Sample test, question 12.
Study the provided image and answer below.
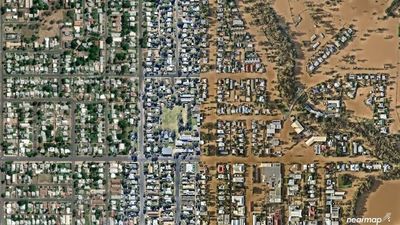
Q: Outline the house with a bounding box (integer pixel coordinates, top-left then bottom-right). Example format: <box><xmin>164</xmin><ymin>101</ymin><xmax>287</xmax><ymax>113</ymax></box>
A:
<box><xmin>305</xmin><ymin>136</ymin><xmax>327</xmax><ymax>146</ymax></box>
<box><xmin>161</xmin><ymin>147</ymin><xmax>173</xmax><ymax>156</ymax></box>
<box><xmin>291</xmin><ymin>120</ymin><xmax>305</xmax><ymax>134</ymax></box>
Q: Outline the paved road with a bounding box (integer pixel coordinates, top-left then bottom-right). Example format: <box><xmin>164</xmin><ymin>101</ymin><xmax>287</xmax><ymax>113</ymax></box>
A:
<box><xmin>0</xmin><ymin>0</ymin><xmax>5</xmax><ymax>222</ymax></box>
<box><xmin>1</xmin><ymin>155</ymin><xmax>195</xmax><ymax>162</ymax></box>
<box><xmin>0</xmin><ymin>154</ymin><xmax>198</xmax><ymax>163</ymax></box>
<box><xmin>137</xmin><ymin>0</ymin><xmax>146</xmax><ymax>223</ymax></box>
<box><xmin>174</xmin><ymin>157</ymin><xmax>182</xmax><ymax>225</ymax></box>
<box><xmin>2</xmin><ymin>198</ymin><xmax>74</xmax><ymax>202</ymax></box>
<box><xmin>2</xmin><ymin>98</ymin><xmax>104</xmax><ymax>103</ymax></box>
<box><xmin>174</xmin><ymin>0</ymin><xmax>180</xmax><ymax>77</ymax></box>
<box><xmin>2</xmin><ymin>74</ymin><xmax>139</xmax><ymax>78</ymax></box>
<box><xmin>0</xmin><ymin>156</ymin><xmax>131</xmax><ymax>162</ymax></box>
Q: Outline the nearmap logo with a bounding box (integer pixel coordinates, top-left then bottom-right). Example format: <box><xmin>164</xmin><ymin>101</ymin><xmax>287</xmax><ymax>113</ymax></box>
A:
<box><xmin>346</xmin><ymin>213</ymin><xmax>391</xmax><ymax>225</ymax></box>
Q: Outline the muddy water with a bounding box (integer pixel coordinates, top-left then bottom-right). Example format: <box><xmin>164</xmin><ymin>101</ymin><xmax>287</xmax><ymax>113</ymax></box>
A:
<box><xmin>360</xmin><ymin>180</ymin><xmax>400</xmax><ymax>225</ymax></box>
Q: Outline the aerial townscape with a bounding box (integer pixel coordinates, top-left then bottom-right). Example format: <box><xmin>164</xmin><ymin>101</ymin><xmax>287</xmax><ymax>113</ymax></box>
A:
<box><xmin>0</xmin><ymin>0</ymin><xmax>399</xmax><ymax>224</ymax></box>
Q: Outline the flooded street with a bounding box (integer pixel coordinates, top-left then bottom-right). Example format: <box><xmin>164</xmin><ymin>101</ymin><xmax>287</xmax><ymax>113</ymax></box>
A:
<box><xmin>361</xmin><ymin>180</ymin><xmax>400</xmax><ymax>225</ymax></box>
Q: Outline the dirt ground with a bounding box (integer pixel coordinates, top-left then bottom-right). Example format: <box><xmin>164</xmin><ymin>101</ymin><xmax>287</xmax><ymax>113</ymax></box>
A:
<box><xmin>38</xmin><ymin>10</ymin><xmax>64</xmax><ymax>42</ymax></box>
<box><xmin>200</xmin><ymin>0</ymin><xmax>399</xmax><ymax>224</ymax></box>
<box><xmin>362</xmin><ymin>179</ymin><xmax>400</xmax><ymax>225</ymax></box>
<box><xmin>272</xmin><ymin>0</ymin><xmax>399</xmax><ymax>128</ymax></box>
<box><xmin>200</xmin><ymin>0</ymin><xmax>287</xmax><ymax>223</ymax></box>
<box><xmin>345</xmin><ymin>86</ymin><xmax>374</xmax><ymax>119</ymax></box>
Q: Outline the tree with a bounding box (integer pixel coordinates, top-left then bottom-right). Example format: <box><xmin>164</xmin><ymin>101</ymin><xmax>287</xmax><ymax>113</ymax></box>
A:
<box><xmin>1</xmin><ymin>7</ymin><xmax>6</xmax><ymax>15</ymax></box>
<box><xmin>120</xmin><ymin>65</ymin><xmax>129</xmax><ymax>74</ymax></box>
<box><xmin>88</xmin><ymin>45</ymin><xmax>100</xmax><ymax>61</ymax></box>
<box><xmin>28</xmin><ymin>185</ymin><xmax>37</xmax><ymax>192</ymax></box>
<box><xmin>338</xmin><ymin>174</ymin><xmax>353</xmax><ymax>188</ymax></box>
<box><xmin>70</xmin><ymin>39</ymin><xmax>79</xmax><ymax>49</ymax></box>
<box><xmin>66</xmin><ymin>10</ymin><xmax>75</xmax><ymax>21</ymax></box>
<box><xmin>118</xmin><ymin>119</ymin><xmax>128</xmax><ymax>130</ymax></box>
<box><xmin>115</xmin><ymin>52</ymin><xmax>126</xmax><ymax>61</ymax></box>
<box><xmin>106</xmin><ymin>36</ymin><xmax>113</xmax><ymax>45</ymax></box>
<box><xmin>55</xmin><ymin>136</ymin><xmax>64</xmax><ymax>144</ymax></box>
<box><xmin>121</xmin><ymin>41</ymin><xmax>130</xmax><ymax>51</ymax></box>
<box><xmin>75</xmin><ymin>57</ymin><xmax>86</xmax><ymax>66</ymax></box>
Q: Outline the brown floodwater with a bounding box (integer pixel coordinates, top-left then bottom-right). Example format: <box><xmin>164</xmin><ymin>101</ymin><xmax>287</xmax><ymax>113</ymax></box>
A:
<box><xmin>360</xmin><ymin>180</ymin><xmax>400</xmax><ymax>225</ymax></box>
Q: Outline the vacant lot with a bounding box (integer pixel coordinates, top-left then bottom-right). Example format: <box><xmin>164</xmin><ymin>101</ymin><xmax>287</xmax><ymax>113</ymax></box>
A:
<box><xmin>345</xmin><ymin>86</ymin><xmax>374</xmax><ymax>119</ymax></box>
<box><xmin>38</xmin><ymin>10</ymin><xmax>64</xmax><ymax>42</ymax></box>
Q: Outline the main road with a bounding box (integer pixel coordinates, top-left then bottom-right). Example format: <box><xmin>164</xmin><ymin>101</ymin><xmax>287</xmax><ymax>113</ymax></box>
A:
<box><xmin>0</xmin><ymin>0</ymin><xmax>5</xmax><ymax>222</ymax></box>
<box><xmin>136</xmin><ymin>0</ymin><xmax>146</xmax><ymax>223</ymax></box>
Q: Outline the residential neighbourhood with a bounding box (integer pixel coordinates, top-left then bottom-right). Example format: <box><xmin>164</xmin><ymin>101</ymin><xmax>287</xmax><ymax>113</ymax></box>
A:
<box><xmin>0</xmin><ymin>0</ymin><xmax>400</xmax><ymax>224</ymax></box>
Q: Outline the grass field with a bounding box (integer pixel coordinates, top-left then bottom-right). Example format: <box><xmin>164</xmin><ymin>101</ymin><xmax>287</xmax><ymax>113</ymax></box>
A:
<box><xmin>161</xmin><ymin>106</ymin><xmax>186</xmax><ymax>132</ymax></box>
